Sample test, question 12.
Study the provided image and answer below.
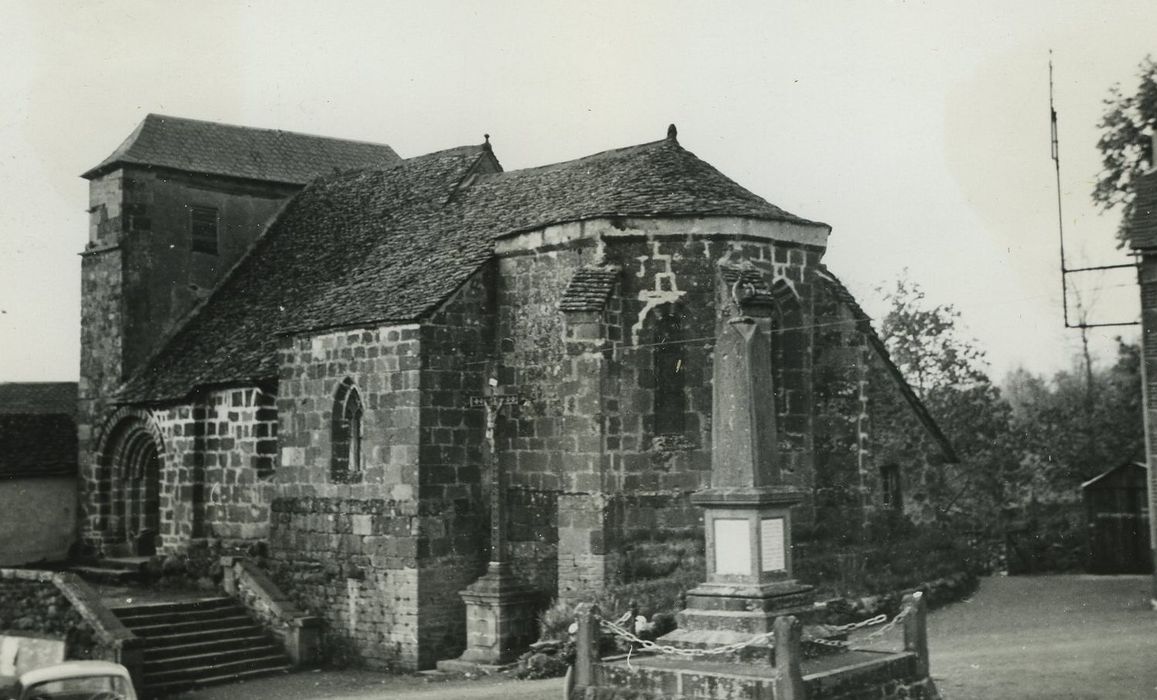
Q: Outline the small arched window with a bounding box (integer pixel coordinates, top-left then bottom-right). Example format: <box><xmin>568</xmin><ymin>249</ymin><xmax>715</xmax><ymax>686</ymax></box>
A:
<box><xmin>332</xmin><ymin>378</ymin><xmax>364</xmax><ymax>481</ymax></box>
<box><xmin>880</xmin><ymin>464</ymin><xmax>902</xmax><ymax>511</ymax></box>
<box><xmin>653</xmin><ymin>308</ymin><xmax>685</xmax><ymax>435</ymax></box>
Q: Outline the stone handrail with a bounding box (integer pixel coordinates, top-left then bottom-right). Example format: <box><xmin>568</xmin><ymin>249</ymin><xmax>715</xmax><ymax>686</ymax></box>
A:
<box><xmin>221</xmin><ymin>557</ymin><xmax>319</xmax><ymax>667</ymax></box>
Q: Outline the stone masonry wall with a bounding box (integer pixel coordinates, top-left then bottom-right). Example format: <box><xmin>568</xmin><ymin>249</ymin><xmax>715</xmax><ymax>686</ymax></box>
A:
<box><xmin>83</xmin><ymin>387</ymin><xmax>279</xmax><ymax>554</ymax></box>
<box><xmin>115</xmin><ymin>167</ymin><xmax>295</xmax><ymax>376</ymax></box>
<box><xmin>153</xmin><ymin>387</ymin><xmax>279</xmax><ymax>550</ymax></box>
<box><xmin>811</xmin><ymin>281</ymin><xmax>950</xmax><ymax>536</ymax></box>
<box><xmin>496</xmin><ymin>242</ymin><xmax>588</xmax><ymax>596</ymax></box>
<box><xmin>811</xmin><ymin>284</ymin><xmax>872</xmax><ymax>540</ymax></box>
<box><xmin>268</xmin><ymin>497</ymin><xmax>420</xmax><ymax>669</ymax></box>
<box><xmin>270</xmin><ymin>324</ymin><xmax>424</xmax><ymax>669</ymax></box>
<box><xmin>494</xmin><ymin>218</ymin><xmax>822</xmax><ymax>602</ymax></box>
<box><xmin>415</xmin><ymin>266</ymin><xmax>493</xmax><ymax>666</ymax></box>
<box><xmin>80</xmin><ymin>164</ymin><xmax>296</xmax><ymax>550</ymax></box>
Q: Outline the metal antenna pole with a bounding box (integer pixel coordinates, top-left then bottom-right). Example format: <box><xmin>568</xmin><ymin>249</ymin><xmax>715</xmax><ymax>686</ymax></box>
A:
<box><xmin>1051</xmin><ymin>50</ymin><xmax>1073</xmax><ymax>328</ymax></box>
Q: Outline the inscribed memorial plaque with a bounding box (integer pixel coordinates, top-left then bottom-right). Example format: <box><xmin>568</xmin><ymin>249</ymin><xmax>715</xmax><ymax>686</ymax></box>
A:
<box><xmin>713</xmin><ymin>519</ymin><xmax>750</xmax><ymax>575</ymax></box>
<box><xmin>760</xmin><ymin>517</ymin><xmax>786</xmax><ymax>571</ymax></box>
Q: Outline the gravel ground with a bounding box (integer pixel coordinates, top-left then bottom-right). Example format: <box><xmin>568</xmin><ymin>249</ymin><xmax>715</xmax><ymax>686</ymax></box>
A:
<box><xmin>169</xmin><ymin>668</ymin><xmax>563</xmax><ymax>700</ymax></box>
<box><xmin>924</xmin><ymin>574</ymin><xmax>1157</xmax><ymax>700</ymax></box>
<box><xmin>169</xmin><ymin>575</ymin><xmax>1157</xmax><ymax>700</ymax></box>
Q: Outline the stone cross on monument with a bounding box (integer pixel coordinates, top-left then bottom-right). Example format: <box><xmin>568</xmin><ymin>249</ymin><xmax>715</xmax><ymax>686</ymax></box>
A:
<box><xmin>660</xmin><ymin>281</ymin><xmax>815</xmax><ymax>652</ymax></box>
<box><xmin>439</xmin><ymin>379</ymin><xmax>538</xmax><ymax>671</ymax></box>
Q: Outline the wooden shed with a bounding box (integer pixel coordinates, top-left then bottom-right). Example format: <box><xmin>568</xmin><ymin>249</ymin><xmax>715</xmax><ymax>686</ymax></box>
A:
<box><xmin>1081</xmin><ymin>462</ymin><xmax>1152</xmax><ymax>574</ymax></box>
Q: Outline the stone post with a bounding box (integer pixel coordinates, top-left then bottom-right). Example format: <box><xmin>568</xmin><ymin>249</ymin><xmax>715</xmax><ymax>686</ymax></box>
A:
<box><xmin>773</xmin><ymin>615</ymin><xmax>804</xmax><ymax>700</ymax></box>
<box><xmin>115</xmin><ymin>639</ymin><xmax>144</xmax><ymax>693</ymax></box>
<box><xmin>573</xmin><ymin>602</ymin><xmax>600</xmax><ymax>689</ymax></box>
<box><xmin>903</xmin><ymin>591</ymin><xmax>929</xmax><ymax>678</ymax></box>
<box><xmin>285</xmin><ymin>616</ymin><xmax>322</xmax><ymax>668</ymax></box>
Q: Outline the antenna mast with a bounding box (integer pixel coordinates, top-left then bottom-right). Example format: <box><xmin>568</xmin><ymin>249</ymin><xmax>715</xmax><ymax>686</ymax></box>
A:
<box><xmin>1050</xmin><ymin>51</ymin><xmax>1139</xmax><ymax>329</ymax></box>
<box><xmin>1050</xmin><ymin>51</ymin><xmax>1073</xmax><ymax>327</ymax></box>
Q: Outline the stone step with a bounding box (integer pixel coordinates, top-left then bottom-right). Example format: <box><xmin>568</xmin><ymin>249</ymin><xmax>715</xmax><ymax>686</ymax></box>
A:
<box><xmin>99</xmin><ymin>556</ymin><xmax>153</xmax><ymax>572</ymax></box>
<box><xmin>143</xmin><ymin>634</ymin><xmax>271</xmax><ymax>661</ymax></box>
<box><xmin>143</xmin><ymin>653</ymin><xmax>291</xmax><ymax>687</ymax></box>
<box><xmin>111</xmin><ymin>597</ymin><xmax>234</xmax><ymax>619</ymax></box>
<box><xmin>124</xmin><ymin>610</ymin><xmax>255</xmax><ymax>634</ymax></box>
<box><xmin>143</xmin><ymin>643</ymin><xmax>284</xmax><ymax>674</ymax></box>
<box><xmin>114</xmin><ymin>601</ymin><xmax>243</xmax><ymax>627</ymax></box>
<box><xmin>70</xmin><ymin>565</ymin><xmax>142</xmax><ymax>585</ymax></box>
<box><xmin>110</xmin><ymin>594</ymin><xmax>294</xmax><ymax>696</ymax></box>
<box><xmin>144</xmin><ymin>661</ymin><xmax>291</xmax><ymax>694</ymax></box>
<box><xmin>143</xmin><ymin>661</ymin><xmax>293</xmax><ymax>694</ymax></box>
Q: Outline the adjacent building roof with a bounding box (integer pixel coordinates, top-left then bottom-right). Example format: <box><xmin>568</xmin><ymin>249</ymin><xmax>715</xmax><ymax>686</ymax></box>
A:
<box><xmin>1125</xmin><ymin>170</ymin><xmax>1157</xmax><ymax>249</ymax></box>
<box><xmin>82</xmin><ymin>114</ymin><xmax>401</xmax><ymax>184</ymax></box>
<box><xmin>1081</xmin><ymin>461</ymin><xmax>1147</xmax><ymax>490</ymax></box>
<box><xmin>0</xmin><ymin>383</ymin><xmax>78</xmax><ymax>479</ymax></box>
<box><xmin>120</xmin><ymin>133</ymin><xmax>825</xmax><ymax>403</ymax></box>
<box><xmin>815</xmin><ymin>267</ymin><xmax>959</xmax><ymax>463</ymax></box>
<box><xmin>0</xmin><ymin>382</ymin><xmax>77</xmax><ymax>417</ymax></box>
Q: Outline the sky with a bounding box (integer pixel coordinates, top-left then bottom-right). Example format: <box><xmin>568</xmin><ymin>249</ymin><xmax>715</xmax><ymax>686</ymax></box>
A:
<box><xmin>0</xmin><ymin>0</ymin><xmax>1152</xmax><ymax>384</ymax></box>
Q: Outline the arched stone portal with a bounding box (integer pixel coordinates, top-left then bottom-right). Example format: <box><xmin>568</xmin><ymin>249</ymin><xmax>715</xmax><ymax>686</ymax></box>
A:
<box><xmin>97</xmin><ymin>416</ymin><xmax>164</xmax><ymax>556</ymax></box>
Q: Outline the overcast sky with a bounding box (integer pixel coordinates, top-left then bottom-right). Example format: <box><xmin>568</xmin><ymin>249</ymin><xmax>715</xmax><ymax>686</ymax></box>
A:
<box><xmin>0</xmin><ymin>0</ymin><xmax>1152</xmax><ymax>383</ymax></box>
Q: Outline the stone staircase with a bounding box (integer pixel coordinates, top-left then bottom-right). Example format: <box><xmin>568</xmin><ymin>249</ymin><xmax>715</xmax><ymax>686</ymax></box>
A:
<box><xmin>109</xmin><ymin>596</ymin><xmax>292</xmax><ymax>696</ymax></box>
<box><xmin>71</xmin><ymin>556</ymin><xmax>152</xmax><ymax>585</ymax></box>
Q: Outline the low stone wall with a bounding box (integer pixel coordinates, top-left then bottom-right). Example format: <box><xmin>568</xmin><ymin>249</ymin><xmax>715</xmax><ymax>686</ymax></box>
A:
<box><xmin>0</xmin><ymin>569</ymin><xmax>141</xmax><ymax>685</ymax></box>
<box><xmin>0</xmin><ymin>571</ymin><xmax>96</xmax><ymax>659</ymax></box>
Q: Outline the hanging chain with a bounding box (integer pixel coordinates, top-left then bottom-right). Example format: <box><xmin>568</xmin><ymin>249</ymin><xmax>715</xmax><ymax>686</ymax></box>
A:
<box><xmin>594</xmin><ymin>603</ymin><xmax>910</xmax><ymax>657</ymax></box>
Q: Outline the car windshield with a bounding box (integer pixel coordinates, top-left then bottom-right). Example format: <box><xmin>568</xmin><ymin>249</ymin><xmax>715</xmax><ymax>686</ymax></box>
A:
<box><xmin>23</xmin><ymin>675</ymin><xmax>133</xmax><ymax>700</ymax></box>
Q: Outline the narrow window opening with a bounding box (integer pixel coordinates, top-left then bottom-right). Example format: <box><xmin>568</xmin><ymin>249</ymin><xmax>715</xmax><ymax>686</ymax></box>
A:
<box><xmin>880</xmin><ymin>464</ymin><xmax>902</xmax><ymax>511</ymax></box>
<box><xmin>190</xmin><ymin>205</ymin><xmax>219</xmax><ymax>255</ymax></box>
<box><xmin>332</xmin><ymin>379</ymin><xmax>364</xmax><ymax>482</ymax></box>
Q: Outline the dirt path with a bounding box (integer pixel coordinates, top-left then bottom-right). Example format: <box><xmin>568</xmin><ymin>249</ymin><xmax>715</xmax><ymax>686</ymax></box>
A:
<box><xmin>171</xmin><ymin>669</ymin><xmax>563</xmax><ymax>700</ymax></box>
<box><xmin>925</xmin><ymin>575</ymin><xmax>1157</xmax><ymax>700</ymax></box>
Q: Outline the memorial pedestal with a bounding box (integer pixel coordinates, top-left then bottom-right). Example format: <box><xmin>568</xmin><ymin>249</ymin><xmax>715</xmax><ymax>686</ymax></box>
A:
<box><xmin>437</xmin><ymin>564</ymin><xmax>539</xmax><ymax>672</ymax></box>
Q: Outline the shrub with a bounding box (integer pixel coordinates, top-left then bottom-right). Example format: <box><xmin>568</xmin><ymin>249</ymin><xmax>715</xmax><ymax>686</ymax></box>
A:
<box><xmin>796</xmin><ymin>513</ymin><xmax>982</xmax><ymax>598</ymax></box>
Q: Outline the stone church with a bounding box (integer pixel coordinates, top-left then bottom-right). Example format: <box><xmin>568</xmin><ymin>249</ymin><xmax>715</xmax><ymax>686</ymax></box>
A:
<box><xmin>77</xmin><ymin>115</ymin><xmax>955</xmax><ymax>669</ymax></box>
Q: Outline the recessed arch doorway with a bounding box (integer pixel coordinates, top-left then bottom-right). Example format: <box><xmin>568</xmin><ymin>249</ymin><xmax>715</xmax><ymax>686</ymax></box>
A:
<box><xmin>98</xmin><ymin>416</ymin><xmax>164</xmax><ymax>556</ymax></box>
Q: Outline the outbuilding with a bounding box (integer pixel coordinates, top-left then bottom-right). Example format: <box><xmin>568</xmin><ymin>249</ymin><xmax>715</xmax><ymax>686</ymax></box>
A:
<box><xmin>1082</xmin><ymin>462</ymin><xmax>1152</xmax><ymax>574</ymax></box>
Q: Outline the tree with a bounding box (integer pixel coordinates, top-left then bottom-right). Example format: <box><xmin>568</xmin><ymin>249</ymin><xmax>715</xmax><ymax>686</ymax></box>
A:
<box><xmin>875</xmin><ymin>276</ymin><xmax>1020</xmax><ymax>532</ymax></box>
<box><xmin>1000</xmin><ymin>340</ymin><xmax>1143</xmax><ymax>572</ymax></box>
<box><xmin>1005</xmin><ymin>339</ymin><xmax>1144</xmax><ymax>487</ymax></box>
<box><xmin>1094</xmin><ymin>56</ymin><xmax>1157</xmax><ymax>244</ymax></box>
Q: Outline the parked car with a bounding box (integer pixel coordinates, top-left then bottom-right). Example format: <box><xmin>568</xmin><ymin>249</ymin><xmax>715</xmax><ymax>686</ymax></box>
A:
<box><xmin>0</xmin><ymin>660</ymin><xmax>136</xmax><ymax>700</ymax></box>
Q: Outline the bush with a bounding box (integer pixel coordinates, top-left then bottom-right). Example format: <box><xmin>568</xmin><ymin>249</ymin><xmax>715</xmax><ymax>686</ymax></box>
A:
<box><xmin>796</xmin><ymin>513</ymin><xmax>982</xmax><ymax>599</ymax></box>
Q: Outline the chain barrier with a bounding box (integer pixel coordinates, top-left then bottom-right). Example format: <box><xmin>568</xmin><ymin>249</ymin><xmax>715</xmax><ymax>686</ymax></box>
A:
<box><xmin>593</xmin><ymin>602</ymin><xmax>911</xmax><ymax>658</ymax></box>
<box><xmin>804</xmin><ymin>604</ymin><xmax>913</xmax><ymax>651</ymax></box>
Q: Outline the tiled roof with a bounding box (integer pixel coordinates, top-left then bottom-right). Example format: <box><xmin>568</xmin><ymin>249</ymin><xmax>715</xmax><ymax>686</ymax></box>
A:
<box><xmin>815</xmin><ymin>267</ymin><xmax>958</xmax><ymax>463</ymax></box>
<box><xmin>119</xmin><ymin>135</ymin><xmax>826</xmax><ymax>403</ymax></box>
<box><xmin>0</xmin><ymin>382</ymin><xmax>77</xmax><ymax>417</ymax></box>
<box><xmin>1126</xmin><ymin>170</ymin><xmax>1157</xmax><ymax>249</ymax></box>
<box><xmin>560</xmin><ymin>266</ymin><xmax>621</xmax><ymax>312</ymax></box>
<box><xmin>0</xmin><ymin>383</ymin><xmax>78</xmax><ymax>478</ymax></box>
<box><xmin>0</xmin><ymin>414</ymin><xmax>77</xmax><ymax>479</ymax></box>
<box><xmin>83</xmin><ymin>114</ymin><xmax>401</xmax><ymax>184</ymax></box>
